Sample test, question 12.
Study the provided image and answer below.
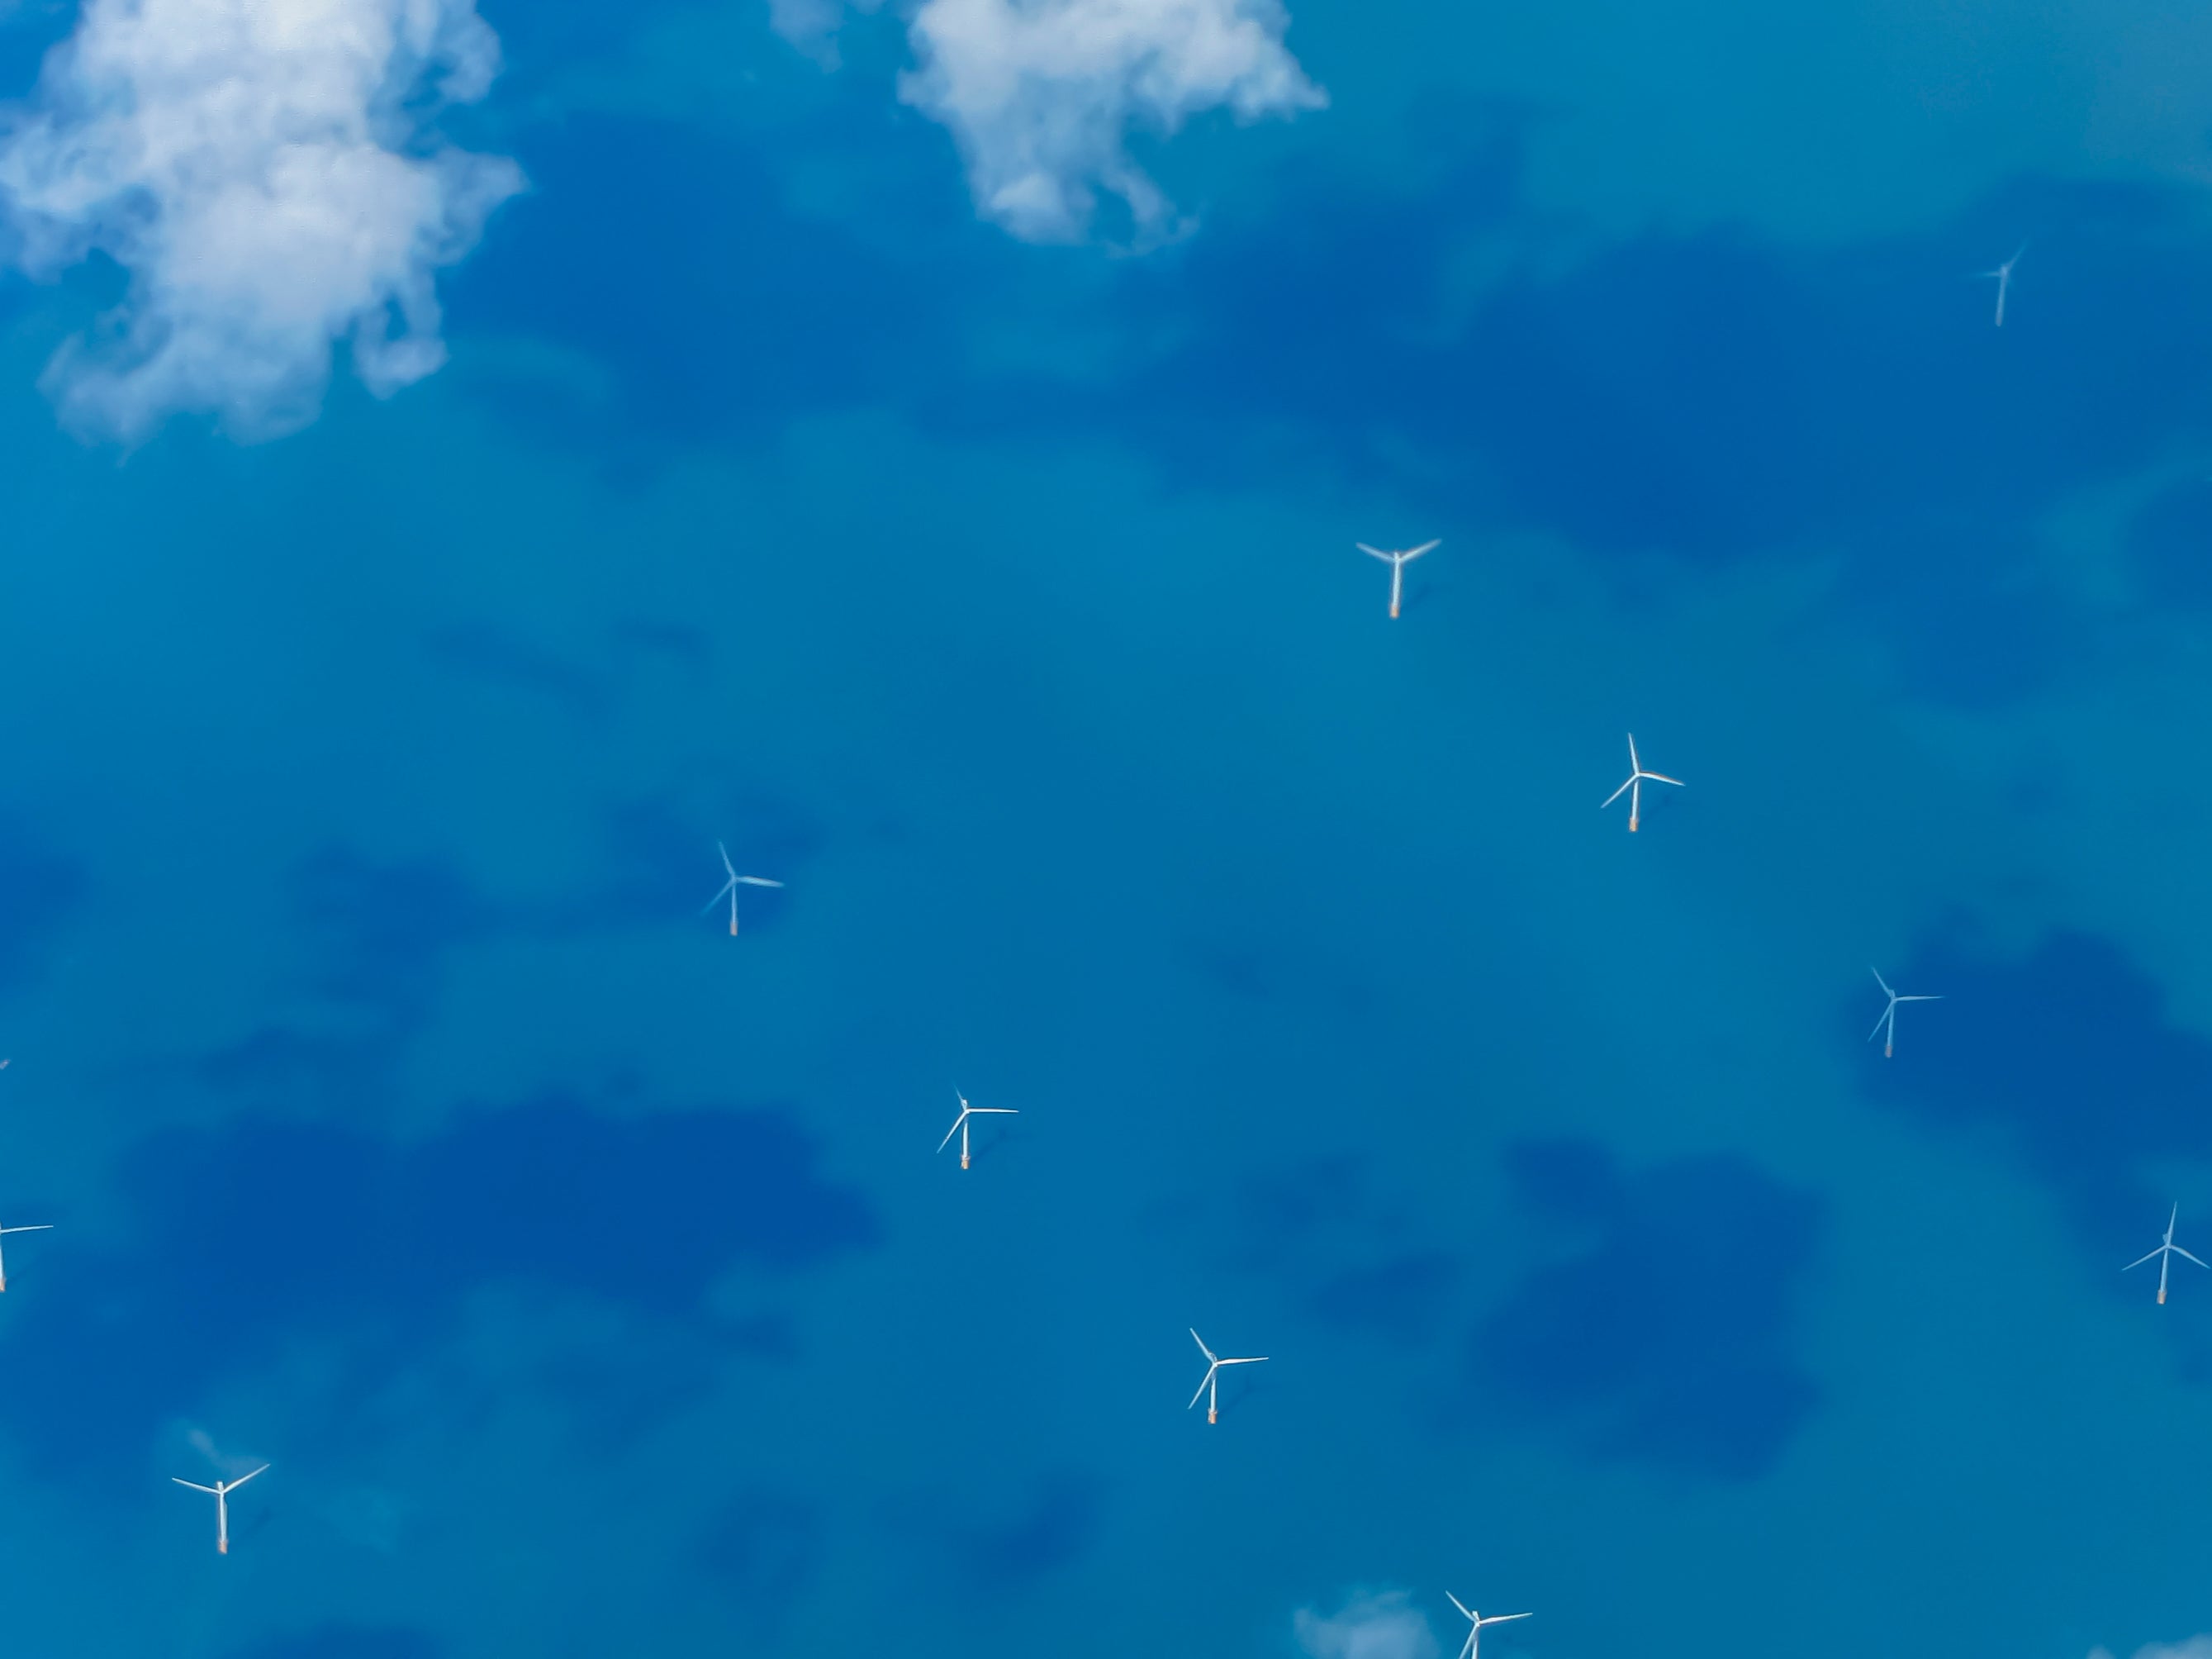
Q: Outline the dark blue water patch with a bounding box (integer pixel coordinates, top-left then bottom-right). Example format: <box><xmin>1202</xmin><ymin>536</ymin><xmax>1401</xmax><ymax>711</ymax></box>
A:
<box><xmin>1214</xmin><ymin>1154</ymin><xmax>1394</xmax><ymax>1276</ymax></box>
<box><xmin>222</xmin><ymin>1628</ymin><xmax>444</xmax><ymax>1659</ymax></box>
<box><xmin>1499</xmin><ymin>1136</ymin><xmax>1625</xmax><ymax>1215</ymax></box>
<box><xmin>210</xmin><ymin>847</ymin><xmax>501</xmax><ymax>1110</ymax></box>
<box><xmin>1307</xmin><ymin>1249</ymin><xmax>1461</xmax><ymax>1343</ymax></box>
<box><xmin>0</xmin><ymin>810</ymin><xmax>84</xmax><ymax>992</ymax></box>
<box><xmin>1175</xmin><ymin>929</ymin><xmax>1376</xmax><ymax>1015</ymax></box>
<box><xmin>534</xmin><ymin>1314</ymin><xmax>774</xmax><ymax>1452</ymax></box>
<box><xmin>1061</xmin><ymin>165</ymin><xmax>2212</xmax><ymax>568</ymax></box>
<box><xmin>695</xmin><ymin>1486</ymin><xmax>824</xmax><ymax>1639</ymax></box>
<box><xmin>194</xmin><ymin>1026</ymin><xmax>392</xmax><ymax>1121</ymax></box>
<box><xmin>952</xmin><ymin>1471</ymin><xmax>1108</xmax><ymax>1589</ymax></box>
<box><xmin>1863</xmin><ymin>929</ymin><xmax>2212</xmax><ymax>1256</ymax></box>
<box><xmin>607</xmin><ymin>615</ymin><xmax>714</xmax><ymax>673</ymax></box>
<box><xmin>1180</xmin><ymin>937</ymin><xmax>1282</xmax><ymax>1003</ymax></box>
<box><xmin>422</xmin><ymin>619</ymin><xmax>611</xmax><ymax>720</ymax></box>
<box><xmin>1192</xmin><ymin>1156</ymin><xmax>1463</xmax><ymax>1348</ymax></box>
<box><xmin>444</xmin><ymin>109</ymin><xmax>977</xmax><ymax>463</ymax></box>
<box><xmin>2124</xmin><ymin>478</ymin><xmax>2212</xmax><ymax>610</ymax></box>
<box><xmin>1862</xmin><ymin>513</ymin><xmax>2083</xmax><ymax>709</ymax></box>
<box><xmin>0</xmin><ymin>1094</ymin><xmax>881</xmax><ymax>1485</ymax></box>
<box><xmin>290</xmin><ymin>845</ymin><xmax>499</xmax><ymax>1023</ymax></box>
<box><xmin>1469</xmin><ymin>1138</ymin><xmax>1823</xmax><ymax>1481</ymax></box>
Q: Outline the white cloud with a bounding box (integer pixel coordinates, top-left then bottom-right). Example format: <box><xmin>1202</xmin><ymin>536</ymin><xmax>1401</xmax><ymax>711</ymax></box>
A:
<box><xmin>776</xmin><ymin>0</ymin><xmax>1322</xmax><ymax>244</ymax></box>
<box><xmin>1295</xmin><ymin>1590</ymin><xmax>1442</xmax><ymax>1659</ymax></box>
<box><xmin>2091</xmin><ymin>1641</ymin><xmax>2212</xmax><ymax>1659</ymax></box>
<box><xmin>0</xmin><ymin>0</ymin><xmax>524</xmax><ymax>442</ymax></box>
<box><xmin>901</xmin><ymin>0</ymin><xmax>1324</xmax><ymax>242</ymax></box>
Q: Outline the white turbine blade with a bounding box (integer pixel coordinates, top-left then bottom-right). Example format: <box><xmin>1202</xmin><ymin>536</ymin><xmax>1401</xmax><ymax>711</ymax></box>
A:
<box><xmin>1189</xmin><ymin>1328</ymin><xmax>1217</xmax><ymax>1362</ymax></box>
<box><xmin>1894</xmin><ymin>994</ymin><xmax>1941</xmax><ymax>1002</ymax></box>
<box><xmin>1641</xmin><ymin>771</ymin><xmax>1684</xmax><ymax>787</ymax></box>
<box><xmin>1870</xmin><ymin>967</ymin><xmax>1894</xmax><ymax>997</ymax></box>
<box><xmin>716</xmin><ymin>841</ymin><xmax>737</xmax><ymax>880</ymax></box>
<box><xmin>1402</xmin><ymin>540</ymin><xmax>1441</xmax><ymax>560</ymax></box>
<box><xmin>1218</xmin><ymin>1355</ymin><xmax>1267</xmax><ymax>1365</ymax></box>
<box><xmin>970</xmin><ymin>1107</ymin><xmax>1018</xmax><ymax>1115</ymax></box>
<box><xmin>2124</xmin><ymin>1248</ymin><xmax>2162</xmax><ymax>1272</ymax></box>
<box><xmin>1355</xmin><ymin>544</ymin><xmax>1395</xmax><ymax>563</ymax></box>
<box><xmin>699</xmin><ymin>879</ymin><xmax>737</xmax><ymax>915</ymax></box>
<box><xmin>1601</xmin><ymin>777</ymin><xmax>1634</xmax><ymax>810</ymax></box>
<box><xmin>2176</xmin><ymin>1248</ymin><xmax>2211</xmax><ymax>1270</ymax></box>
<box><xmin>1446</xmin><ymin>1593</ymin><xmax>1474</xmax><ymax>1622</ymax></box>
<box><xmin>1481</xmin><ymin>1614</ymin><xmax>1533</xmax><ymax>1626</ymax></box>
<box><xmin>1868</xmin><ymin>1010</ymin><xmax>1891</xmax><ymax>1043</ymax></box>
<box><xmin>0</xmin><ymin>1224</ymin><xmax>52</xmax><ymax>1234</ymax></box>
<box><xmin>1189</xmin><ymin>1367</ymin><xmax>1218</xmax><ymax>1409</ymax></box>
<box><xmin>226</xmin><ymin>1465</ymin><xmax>270</xmax><ymax>1490</ymax></box>
<box><xmin>172</xmin><ymin>1479</ymin><xmax>218</xmax><ymax>1493</ymax></box>
<box><xmin>735</xmin><ymin>876</ymin><xmax>783</xmax><ymax>888</ymax></box>
<box><xmin>937</xmin><ymin>1114</ymin><xmax>967</xmax><ymax>1153</ymax></box>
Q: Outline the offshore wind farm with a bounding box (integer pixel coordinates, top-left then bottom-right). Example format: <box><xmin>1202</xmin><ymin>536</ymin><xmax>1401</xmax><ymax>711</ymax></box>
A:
<box><xmin>0</xmin><ymin>2</ymin><xmax>2199</xmax><ymax>1658</ymax></box>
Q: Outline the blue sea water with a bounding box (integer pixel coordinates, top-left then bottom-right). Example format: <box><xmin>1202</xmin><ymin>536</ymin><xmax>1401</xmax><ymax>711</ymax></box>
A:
<box><xmin>0</xmin><ymin>2</ymin><xmax>2210</xmax><ymax>1657</ymax></box>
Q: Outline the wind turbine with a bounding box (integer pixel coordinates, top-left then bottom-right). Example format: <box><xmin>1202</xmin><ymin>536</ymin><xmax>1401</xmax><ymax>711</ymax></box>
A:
<box><xmin>1600</xmin><ymin>733</ymin><xmax>1683</xmax><ymax>832</ymax></box>
<box><xmin>1355</xmin><ymin>540</ymin><xmax>1440</xmax><ymax>620</ymax></box>
<box><xmin>701</xmin><ymin>841</ymin><xmax>783</xmax><ymax>936</ymax></box>
<box><xmin>1187</xmin><ymin>1328</ymin><xmax>1266</xmax><ymax>1424</ymax></box>
<box><xmin>2126</xmin><ymin>1204</ymin><xmax>2208</xmax><ymax>1305</ymax></box>
<box><xmin>1977</xmin><ymin>242</ymin><xmax>2026</xmax><ymax>326</ymax></box>
<box><xmin>171</xmin><ymin>1463</ymin><xmax>268</xmax><ymax>1555</ymax></box>
<box><xmin>1445</xmin><ymin>1595</ymin><xmax>1531</xmax><ymax>1659</ymax></box>
<box><xmin>937</xmin><ymin>1090</ymin><xmax>1017</xmax><ymax>1171</ymax></box>
<box><xmin>0</xmin><ymin>1218</ymin><xmax>52</xmax><ymax>1292</ymax></box>
<box><xmin>1868</xmin><ymin>967</ymin><xmax>1941</xmax><ymax>1058</ymax></box>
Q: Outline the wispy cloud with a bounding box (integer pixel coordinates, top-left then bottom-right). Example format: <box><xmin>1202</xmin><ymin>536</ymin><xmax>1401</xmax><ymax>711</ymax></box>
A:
<box><xmin>767</xmin><ymin>0</ymin><xmax>873</xmax><ymax>64</ymax></box>
<box><xmin>1295</xmin><ymin>1590</ymin><xmax>1441</xmax><ymax>1659</ymax></box>
<box><xmin>0</xmin><ymin>0</ymin><xmax>524</xmax><ymax>442</ymax></box>
<box><xmin>181</xmin><ymin>1423</ymin><xmax>268</xmax><ymax>1482</ymax></box>
<box><xmin>776</xmin><ymin>0</ymin><xmax>1323</xmax><ymax>244</ymax></box>
<box><xmin>2091</xmin><ymin>1642</ymin><xmax>2212</xmax><ymax>1659</ymax></box>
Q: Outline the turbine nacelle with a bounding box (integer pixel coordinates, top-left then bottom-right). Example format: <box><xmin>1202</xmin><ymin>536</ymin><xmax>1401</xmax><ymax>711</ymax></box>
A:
<box><xmin>701</xmin><ymin>840</ymin><xmax>785</xmax><ymax>936</ymax></box>
<box><xmin>1600</xmin><ymin>732</ymin><xmax>1684</xmax><ymax>832</ymax></box>
<box><xmin>2126</xmin><ymin>1203</ymin><xmax>2209</xmax><ymax>1305</ymax></box>
<box><xmin>1445</xmin><ymin>1594</ymin><xmax>1531</xmax><ymax>1659</ymax></box>
<box><xmin>172</xmin><ymin>1462</ymin><xmax>268</xmax><ymax>1555</ymax></box>
<box><xmin>1355</xmin><ymin>539</ymin><xmax>1441</xmax><ymax>620</ymax></box>
<box><xmin>1187</xmin><ymin>1328</ymin><xmax>1268</xmax><ymax>1424</ymax></box>
<box><xmin>1977</xmin><ymin>241</ymin><xmax>2026</xmax><ymax>326</ymax></box>
<box><xmin>938</xmin><ymin>1091</ymin><xmax>1018</xmax><ymax>1171</ymax></box>
<box><xmin>1868</xmin><ymin>967</ymin><xmax>1943</xmax><ymax>1058</ymax></box>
